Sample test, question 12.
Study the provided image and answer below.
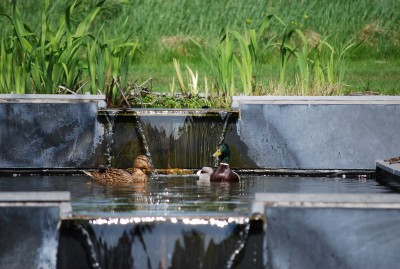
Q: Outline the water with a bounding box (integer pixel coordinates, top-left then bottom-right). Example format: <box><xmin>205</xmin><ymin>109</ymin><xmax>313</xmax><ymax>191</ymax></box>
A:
<box><xmin>103</xmin><ymin>111</ymin><xmax>117</xmax><ymax>165</ymax></box>
<box><xmin>2</xmin><ymin>173</ymin><xmax>397</xmax><ymax>268</ymax></box>
<box><xmin>0</xmin><ymin>174</ymin><xmax>394</xmax><ymax>217</ymax></box>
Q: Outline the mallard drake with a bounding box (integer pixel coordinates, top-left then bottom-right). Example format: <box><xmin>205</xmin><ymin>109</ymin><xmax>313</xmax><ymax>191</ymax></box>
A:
<box><xmin>196</xmin><ymin>143</ymin><xmax>240</xmax><ymax>183</ymax></box>
<box><xmin>84</xmin><ymin>155</ymin><xmax>152</xmax><ymax>184</ymax></box>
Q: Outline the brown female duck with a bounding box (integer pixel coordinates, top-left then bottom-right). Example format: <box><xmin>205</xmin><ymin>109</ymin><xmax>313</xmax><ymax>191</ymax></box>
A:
<box><xmin>84</xmin><ymin>155</ymin><xmax>152</xmax><ymax>184</ymax></box>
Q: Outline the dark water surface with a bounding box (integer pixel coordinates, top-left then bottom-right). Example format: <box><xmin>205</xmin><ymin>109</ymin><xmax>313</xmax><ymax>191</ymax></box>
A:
<box><xmin>0</xmin><ymin>174</ymin><xmax>394</xmax><ymax>217</ymax></box>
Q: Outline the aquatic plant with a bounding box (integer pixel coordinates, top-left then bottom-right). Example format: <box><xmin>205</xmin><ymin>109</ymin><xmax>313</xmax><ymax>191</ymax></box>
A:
<box><xmin>233</xmin><ymin>15</ymin><xmax>283</xmax><ymax>95</ymax></box>
<box><xmin>275</xmin><ymin>28</ymin><xmax>359</xmax><ymax>95</ymax></box>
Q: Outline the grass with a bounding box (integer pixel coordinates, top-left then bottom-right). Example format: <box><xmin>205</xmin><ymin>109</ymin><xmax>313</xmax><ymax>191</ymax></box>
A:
<box><xmin>0</xmin><ymin>0</ymin><xmax>399</xmax><ymax>107</ymax></box>
<box><xmin>344</xmin><ymin>60</ymin><xmax>400</xmax><ymax>95</ymax></box>
<box><xmin>110</xmin><ymin>0</ymin><xmax>400</xmax><ymax>98</ymax></box>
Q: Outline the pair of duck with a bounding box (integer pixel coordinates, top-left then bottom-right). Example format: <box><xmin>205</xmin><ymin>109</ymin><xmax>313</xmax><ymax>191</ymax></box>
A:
<box><xmin>84</xmin><ymin>143</ymin><xmax>239</xmax><ymax>183</ymax></box>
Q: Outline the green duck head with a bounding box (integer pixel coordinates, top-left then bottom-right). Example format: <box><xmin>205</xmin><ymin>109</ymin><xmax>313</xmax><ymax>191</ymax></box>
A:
<box><xmin>212</xmin><ymin>143</ymin><xmax>232</xmax><ymax>163</ymax></box>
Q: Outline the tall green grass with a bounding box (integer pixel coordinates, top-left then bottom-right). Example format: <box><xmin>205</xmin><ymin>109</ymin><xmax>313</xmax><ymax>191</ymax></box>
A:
<box><xmin>0</xmin><ymin>0</ymin><xmax>139</xmax><ymax>96</ymax></box>
<box><xmin>118</xmin><ymin>0</ymin><xmax>399</xmax><ymax>61</ymax></box>
<box><xmin>2</xmin><ymin>0</ymin><xmax>398</xmax><ymax>60</ymax></box>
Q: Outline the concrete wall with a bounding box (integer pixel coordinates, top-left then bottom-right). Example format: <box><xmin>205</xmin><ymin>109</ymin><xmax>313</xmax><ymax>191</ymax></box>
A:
<box><xmin>233</xmin><ymin>96</ymin><xmax>400</xmax><ymax>169</ymax></box>
<box><xmin>0</xmin><ymin>192</ymin><xmax>71</xmax><ymax>269</ymax></box>
<box><xmin>1</xmin><ymin>95</ymin><xmax>399</xmax><ymax>170</ymax></box>
<box><xmin>0</xmin><ymin>94</ymin><xmax>107</xmax><ymax>168</ymax></box>
<box><xmin>253</xmin><ymin>193</ymin><xmax>400</xmax><ymax>269</ymax></box>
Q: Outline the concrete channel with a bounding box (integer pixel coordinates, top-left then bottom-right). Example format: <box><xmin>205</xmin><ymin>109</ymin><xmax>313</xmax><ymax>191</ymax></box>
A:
<box><xmin>1</xmin><ymin>94</ymin><xmax>400</xmax><ymax>268</ymax></box>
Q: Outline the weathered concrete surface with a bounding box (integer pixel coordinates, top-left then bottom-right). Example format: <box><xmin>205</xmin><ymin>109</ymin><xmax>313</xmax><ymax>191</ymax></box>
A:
<box><xmin>254</xmin><ymin>193</ymin><xmax>400</xmax><ymax>269</ymax></box>
<box><xmin>233</xmin><ymin>96</ymin><xmax>400</xmax><ymax>169</ymax></box>
<box><xmin>1</xmin><ymin>95</ymin><xmax>400</xmax><ymax>170</ymax></box>
<box><xmin>0</xmin><ymin>95</ymin><xmax>107</xmax><ymax>168</ymax></box>
<box><xmin>0</xmin><ymin>191</ymin><xmax>71</xmax><ymax>269</ymax></box>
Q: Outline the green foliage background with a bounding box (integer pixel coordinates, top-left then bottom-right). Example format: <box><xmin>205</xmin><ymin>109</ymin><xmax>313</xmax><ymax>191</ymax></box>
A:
<box><xmin>0</xmin><ymin>0</ymin><xmax>399</xmax><ymax>105</ymax></box>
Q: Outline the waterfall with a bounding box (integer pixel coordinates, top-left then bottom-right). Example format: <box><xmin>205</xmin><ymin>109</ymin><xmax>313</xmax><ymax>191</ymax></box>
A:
<box><xmin>103</xmin><ymin>111</ymin><xmax>117</xmax><ymax>166</ymax></box>
<box><xmin>58</xmin><ymin>217</ymin><xmax>257</xmax><ymax>269</ymax></box>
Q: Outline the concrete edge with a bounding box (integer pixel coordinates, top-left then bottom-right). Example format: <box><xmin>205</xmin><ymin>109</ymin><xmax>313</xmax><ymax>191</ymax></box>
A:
<box><xmin>0</xmin><ymin>191</ymin><xmax>70</xmax><ymax>201</ymax></box>
<box><xmin>376</xmin><ymin>161</ymin><xmax>400</xmax><ymax>178</ymax></box>
<box><xmin>0</xmin><ymin>191</ymin><xmax>72</xmax><ymax>217</ymax></box>
<box><xmin>0</xmin><ymin>94</ymin><xmax>106</xmax><ymax>104</ymax></box>
<box><xmin>251</xmin><ymin>193</ymin><xmax>400</xmax><ymax>213</ymax></box>
<box><xmin>99</xmin><ymin>108</ymin><xmax>239</xmax><ymax>117</ymax></box>
<box><xmin>231</xmin><ymin>96</ymin><xmax>400</xmax><ymax>109</ymax></box>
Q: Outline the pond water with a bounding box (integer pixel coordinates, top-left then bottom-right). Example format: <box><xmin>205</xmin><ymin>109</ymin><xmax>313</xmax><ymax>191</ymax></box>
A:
<box><xmin>0</xmin><ymin>173</ymin><xmax>396</xmax><ymax>217</ymax></box>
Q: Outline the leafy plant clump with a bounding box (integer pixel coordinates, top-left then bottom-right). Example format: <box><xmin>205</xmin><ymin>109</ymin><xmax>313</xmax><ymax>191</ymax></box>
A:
<box><xmin>103</xmin><ymin>77</ymin><xmax>218</xmax><ymax>109</ymax></box>
<box><xmin>132</xmin><ymin>93</ymin><xmax>212</xmax><ymax>109</ymax></box>
<box><xmin>0</xmin><ymin>0</ymin><xmax>138</xmax><ymax>95</ymax></box>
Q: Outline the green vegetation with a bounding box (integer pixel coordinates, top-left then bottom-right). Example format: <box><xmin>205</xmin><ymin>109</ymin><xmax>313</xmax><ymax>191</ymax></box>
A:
<box><xmin>0</xmin><ymin>0</ymin><xmax>399</xmax><ymax>107</ymax></box>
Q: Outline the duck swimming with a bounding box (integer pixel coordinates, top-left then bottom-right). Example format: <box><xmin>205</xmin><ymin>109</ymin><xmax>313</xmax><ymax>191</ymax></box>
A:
<box><xmin>84</xmin><ymin>155</ymin><xmax>152</xmax><ymax>184</ymax></box>
<box><xmin>197</xmin><ymin>143</ymin><xmax>240</xmax><ymax>183</ymax></box>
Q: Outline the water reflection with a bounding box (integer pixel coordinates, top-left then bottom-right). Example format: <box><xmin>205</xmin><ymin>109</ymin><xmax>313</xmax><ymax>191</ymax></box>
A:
<box><xmin>0</xmin><ymin>174</ymin><xmax>396</xmax><ymax>217</ymax></box>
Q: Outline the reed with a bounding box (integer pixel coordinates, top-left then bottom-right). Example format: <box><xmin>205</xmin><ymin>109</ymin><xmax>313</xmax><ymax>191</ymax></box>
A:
<box><xmin>274</xmin><ymin>27</ymin><xmax>359</xmax><ymax>96</ymax></box>
<box><xmin>0</xmin><ymin>0</ymin><xmax>139</xmax><ymax>95</ymax></box>
<box><xmin>173</xmin><ymin>58</ymin><xmax>186</xmax><ymax>95</ymax></box>
<box><xmin>233</xmin><ymin>15</ymin><xmax>283</xmax><ymax>95</ymax></box>
<box><xmin>172</xmin><ymin>58</ymin><xmax>202</xmax><ymax>97</ymax></box>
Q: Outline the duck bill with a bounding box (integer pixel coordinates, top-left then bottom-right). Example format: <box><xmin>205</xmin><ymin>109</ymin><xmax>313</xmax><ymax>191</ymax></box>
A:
<box><xmin>212</xmin><ymin>149</ymin><xmax>222</xmax><ymax>158</ymax></box>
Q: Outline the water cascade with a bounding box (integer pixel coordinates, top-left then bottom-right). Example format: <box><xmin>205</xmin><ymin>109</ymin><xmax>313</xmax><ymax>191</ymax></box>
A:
<box><xmin>103</xmin><ymin>111</ymin><xmax>117</xmax><ymax>166</ymax></box>
<box><xmin>102</xmin><ymin>109</ymin><xmax>239</xmax><ymax>170</ymax></box>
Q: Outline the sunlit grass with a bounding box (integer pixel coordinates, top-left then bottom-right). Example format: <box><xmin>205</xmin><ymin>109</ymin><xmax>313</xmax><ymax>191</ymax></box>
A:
<box><xmin>344</xmin><ymin>59</ymin><xmax>400</xmax><ymax>94</ymax></box>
